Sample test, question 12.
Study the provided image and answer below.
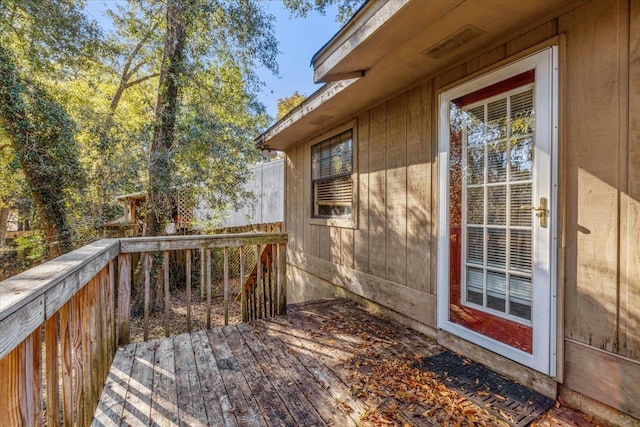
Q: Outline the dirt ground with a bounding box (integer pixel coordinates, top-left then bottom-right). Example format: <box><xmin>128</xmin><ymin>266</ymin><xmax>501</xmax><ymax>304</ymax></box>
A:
<box><xmin>129</xmin><ymin>277</ymin><xmax>242</xmax><ymax>342</ymax></box>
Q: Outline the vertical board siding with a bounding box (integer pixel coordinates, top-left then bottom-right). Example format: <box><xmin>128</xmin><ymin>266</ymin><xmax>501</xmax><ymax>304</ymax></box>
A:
<box><xmin>354</xmin><ymin>111</ymin><xmax>371</xmax><ymax>273</ymax></box>
<box><xmin>368</xmin><ymin>104</ymin><xmax>389</xmax><ymax>279</ymax></box>
<box><xmin>622</xmin><ymin>0</ymin><xmax>640</xmax><ymax>360</ymax></box>
<box><xmin>303</xmin><ymin>142</ymin><xmax>312</xmax><ymax>256</ymax></box>
<box><xmin>505</xmin><ymin>20</ymin><xmax>558</xmax><ymax>57</ymax></box>
<box><xmin>560</xmin><ymin>0</ymin><xmax>620</xmax><ymax>353</ymax></box>
<box><xmin>406</xmin><ymin>83</ymin><xmax>432</xmax><ymax>294</ymax></box>
<box><xmin>385</xmin><ymin>94</ymin><xmax>408</xmax><ymax>286</ymax></box>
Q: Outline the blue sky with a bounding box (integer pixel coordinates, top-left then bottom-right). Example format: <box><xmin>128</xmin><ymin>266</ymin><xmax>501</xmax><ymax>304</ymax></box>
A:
<box><xmin>84</xmin><ymin>1</ymin><xmax>343</xmax><ymax>119</ymax></box>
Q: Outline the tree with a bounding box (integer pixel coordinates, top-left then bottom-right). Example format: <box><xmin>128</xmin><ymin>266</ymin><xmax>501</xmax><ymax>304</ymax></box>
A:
<box><xmin>142</xmin><ymin>0</ymin><xmax>279</xmax><ymax>238</ymax></box>
<box><xmin>0</xmin><ymin>47</ymin><xmax>84</xmax><ymax>257</ymax></box>
<box><xmin>282</xmin><ymin>0</ymin><xmax>364</xmax><ymax>23</ymax></box>
<box><xmin>277</xmin><ymin>91</ymin><xmax>306</xmax><ymax>119</ymax></box>
<box><xmin>0</xmin><ymin>0</ymin><xmax>102</xmax><ymax>256</ymax></box>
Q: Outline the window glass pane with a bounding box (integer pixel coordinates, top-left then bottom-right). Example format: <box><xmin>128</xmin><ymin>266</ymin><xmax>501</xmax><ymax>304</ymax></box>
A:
<box><xmin>311</xmin><ymin>130</ymin><xmax>353</xmax><ymax>218</ymax></box>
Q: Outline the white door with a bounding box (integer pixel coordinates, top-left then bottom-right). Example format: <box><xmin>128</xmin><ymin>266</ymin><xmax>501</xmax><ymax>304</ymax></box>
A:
<box><xmin>437</xmin><ymin>48</ymin><xmax>558</xmax><ymax>375</ymax></box>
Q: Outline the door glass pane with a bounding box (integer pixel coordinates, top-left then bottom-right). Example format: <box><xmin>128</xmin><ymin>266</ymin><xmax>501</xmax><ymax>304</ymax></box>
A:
<box><xmin>487</xmin><ymin>98</ymin><xmax>507</xmax><ymax>140</ymax></box>
<box><xmin>510</xmin><ymin>89</ymin><xmax>534</xmax><ymax>136</ymax></box>
<box><xmin>466</xmin><ymin>187</ymin><xmax>484</xmax><ymax>224</ymax></box>
<box><xmin>510</xmin><ymin>230</ymin><xmax>532</xmax><ymax>273</ymax></box>
<box><xmin>487</xmin><ymin>229</ymin><xmax>506</xmax><ymax>268</ymax></box>
<box><xmin>510</xmin><ymin>183</ymin><xmax>532</xmax><ymax>226</ymax></box>
<box><xmin>488</xmin><ymin>140</ymin><xmax>508</xmax><ymax>183</ymax></box>
<box><xmin>486</xmin><ymin>271</ymin><xmax>506</xmax><ymax>312</ymax></box>
<box><xmin>466</xmin><ymin>146</ymin><xmax>484</xmax><ymax>184</ymax></box>
<box><xmin>510</xmin><ymin>137</ymin><xmax>533</xmax><ymax>181</ymax></box>
<box><xmin>466</xmin><ymin>267</ymin><xmax>484</xmax><ymax>305</ymax></box>
<box><xmin>509</xmin><ymin>276</ymin><xmax>532</xmax><ymax>320</ymax></box>
<box><xmin>466</xmin><ymin>227</ymin><xmax>484</xmax><ymax>265</ymax></box>
<box><xmin>487</xmin><ymin>185</ymin><xmax>507</xmax><ymax>225</ymax></box>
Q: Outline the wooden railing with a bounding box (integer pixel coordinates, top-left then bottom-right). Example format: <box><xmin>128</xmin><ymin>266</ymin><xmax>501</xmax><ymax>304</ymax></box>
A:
<box><xmin>0</xmin><ymin>232</ymin><xmax>287</xmax><ymax>426</ymax></box>
<box><xmin>116</xmin><ymin>232</ymin><xmax>287</xmax><ymax>344</ymax></box>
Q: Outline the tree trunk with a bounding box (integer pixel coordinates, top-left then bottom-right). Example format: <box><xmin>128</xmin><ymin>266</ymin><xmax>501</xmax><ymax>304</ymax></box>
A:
<box><xmin>145</xmin><ymin>0</ymin><xmax>188</xmax><ymax>238</ymax></box>
<box><xmin>139</xmin><ymin>0</ymin><xmax>189</xmax><ymax>310</ymax></box>
<box><xmin>0</xmin><ymin>206</ymin><xmax>8</xmax><ymax>247</ymax></box>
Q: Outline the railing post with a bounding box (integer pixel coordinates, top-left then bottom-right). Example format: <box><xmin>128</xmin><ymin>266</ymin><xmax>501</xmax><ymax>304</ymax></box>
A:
<box><xmin>117</xmin><ymin>253</ymin><xmax>131</xmax><ymax>346</ymax></box>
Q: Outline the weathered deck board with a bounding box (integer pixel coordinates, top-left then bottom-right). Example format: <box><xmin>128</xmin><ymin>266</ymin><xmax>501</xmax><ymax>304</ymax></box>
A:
<box><xmin>95</xmin><ymin>299</ymin><xmax>592</xmax><ymax>426</ymax></box>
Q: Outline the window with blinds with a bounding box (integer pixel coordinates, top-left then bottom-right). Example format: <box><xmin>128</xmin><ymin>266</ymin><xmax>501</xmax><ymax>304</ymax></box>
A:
<box><xmin>311</xmin><ymin>130</ymin><xmax>353</xmax><ymax>218</ymax></box>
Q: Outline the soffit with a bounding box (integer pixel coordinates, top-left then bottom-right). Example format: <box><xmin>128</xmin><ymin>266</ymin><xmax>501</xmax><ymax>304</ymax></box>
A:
<box><xmin>258</xmin><ymin>0</ymin><xmax>579</xmax><ymax>151</ymax></box>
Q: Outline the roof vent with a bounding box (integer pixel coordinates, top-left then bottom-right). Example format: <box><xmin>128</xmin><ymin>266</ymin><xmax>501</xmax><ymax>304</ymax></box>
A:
<box><xmin>422</xmin><ymin>25</ymin><xmax>484</xmax><ymax>59</ymax></box>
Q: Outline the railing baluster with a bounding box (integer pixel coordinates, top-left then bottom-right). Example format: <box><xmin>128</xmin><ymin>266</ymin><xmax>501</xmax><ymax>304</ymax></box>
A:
<box><xmin>186</xmin><ymin>249</ymin><xmax>192</xmax><ymax>332</ymax></box>
<box><xmin>45</xmin><ymin>313</ymin><xmax>60</xmax><ymax>426</ymax></box>
<box><xmin>81</xmin><ymin>286</ymin><xmax>93</xmax><ymax>427</ymax></box>
<box><xmin>100</xmin><ymin>268</ymin><xmax>109</xmax><ymax>391</ymax></box>
<box><xmin>72</xmin><ymin>287</ymin><xmax>86</xmax><ymax>425</ymax></box>
<box><xmin>117</xmin><ymin>253</ymin><xmax>131</xmax><ymax>346</ymax></box>
<box><xmin>269</xmin><ymin>244</ymin><xmax>275</xmax><ymax>317</ymax></box>
<box><xmin>143</xmin><ymin>252</ymin><xmax>151</xmax><ymax>341</ymax></box>
<box><xmin>164</xmin><ymin>251</ymin><xmax>170</xmax><ymax>338</ymax></box>
<box><xmin>59</xmin><ymin>301</ymin><xmax>73</xmax><ymax>426</ymax></box>
<box><xmin>26</xmin><ymin>329</ymin><xmax>41</xmax><ymax>427</ymax></box>
<box><xmin>240</xmin><ymin>246</ymin><xmax>246</xmax><ymax>322</ymax></box>
<box><xmin>200</xmin><ymin>247</ymin><xmax>205</xmax><ymax>300</ymax></box>
<box><xmin>255</xmin><ymin>245</ymin><xmax>262</xmax><ymax>319</ymax></box>
<box><xmin>223</xmin><ymin>246</ymin><xmax>229</xmax><ymax>326</ymax></box>
<box><xmin>90</xmin><ymin>276</ymin><xmax>102</xmax><ymax>404</ymax></box>
<box><xmin>278</xmin><ymin>243</ymin><xmax>287</xmax><ymax>315</ymax></box>
<box><xmin>108</xmin><ymin>260</ymin><xmax>116</xmax><ymax>366</ymax></box>
<box><xmin>206</xmin><ymin>248</ymin><xmax>212</xmax><ymax>329</ymax></box>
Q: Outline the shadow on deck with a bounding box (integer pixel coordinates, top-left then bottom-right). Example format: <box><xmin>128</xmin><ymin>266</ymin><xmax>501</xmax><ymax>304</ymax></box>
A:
<box><xmin>93</xmin><ymin>299</ymin><xmax>593</xmax><ymax>427</ymax></box>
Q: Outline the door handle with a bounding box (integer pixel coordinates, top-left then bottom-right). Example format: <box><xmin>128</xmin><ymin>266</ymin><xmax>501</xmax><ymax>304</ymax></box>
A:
<box><xmin>520</xmin><ymin>197</ymin><xmax>547</xmax><ymax>228</ymax></box>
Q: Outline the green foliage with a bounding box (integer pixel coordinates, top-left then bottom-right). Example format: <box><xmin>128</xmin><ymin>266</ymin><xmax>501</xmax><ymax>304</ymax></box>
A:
<box><xmin>277</xmin><ymin>91</ymin><xmax>306</xmax><ymax>119</ymax></box>
<box><xmin>0</xmin><ymin>0</ymin><xmax>103</xmax><ymax>73</ymax></box>
<box><xmin>0</xmin><ymin>46</ymin><xmax>84</xmax><ymax>255</ymax></box>
<box><xmin>14</xmin><ymin>232</ymin><xmax>47</xmax><ymax>269</ymax></box>
<box><xmin>282</xmin><ymin>0</ymin><xmax>365</xmax><ymax>23</ymax></box>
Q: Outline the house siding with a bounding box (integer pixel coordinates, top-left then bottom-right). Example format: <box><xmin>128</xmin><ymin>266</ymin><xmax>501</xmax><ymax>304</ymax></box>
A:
<box><xmin>284</xmin><ymin>0</ymin><xmax>639</xmax><ymax>419</ymax></box>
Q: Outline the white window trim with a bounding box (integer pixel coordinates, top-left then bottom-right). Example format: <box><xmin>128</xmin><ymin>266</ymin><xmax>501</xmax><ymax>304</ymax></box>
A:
<box><xmin>437</xmin><ymin>48</ymin><xmax>558</xmax><ymax>376</ymax></box>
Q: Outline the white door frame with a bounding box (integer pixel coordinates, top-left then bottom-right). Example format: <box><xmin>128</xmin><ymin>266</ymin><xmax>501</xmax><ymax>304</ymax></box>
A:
<box><xmin>436</xmin><ymin>48</ymin><xmax>559</xmax><ymax>376</ymax></box>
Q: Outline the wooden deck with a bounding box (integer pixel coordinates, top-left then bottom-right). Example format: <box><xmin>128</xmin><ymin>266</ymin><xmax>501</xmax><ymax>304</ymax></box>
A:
<box><xmin>93</xmin><ymin>299</ymin><xmax>593</xmax><ymax>427</ymax></box>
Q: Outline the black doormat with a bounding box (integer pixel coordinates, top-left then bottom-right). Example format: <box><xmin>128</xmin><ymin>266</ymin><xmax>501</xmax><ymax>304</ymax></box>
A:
<box><xmin>416</xmin><ymin>350</ymin><xmax>554</xmax><ymax>427</ymax></box>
